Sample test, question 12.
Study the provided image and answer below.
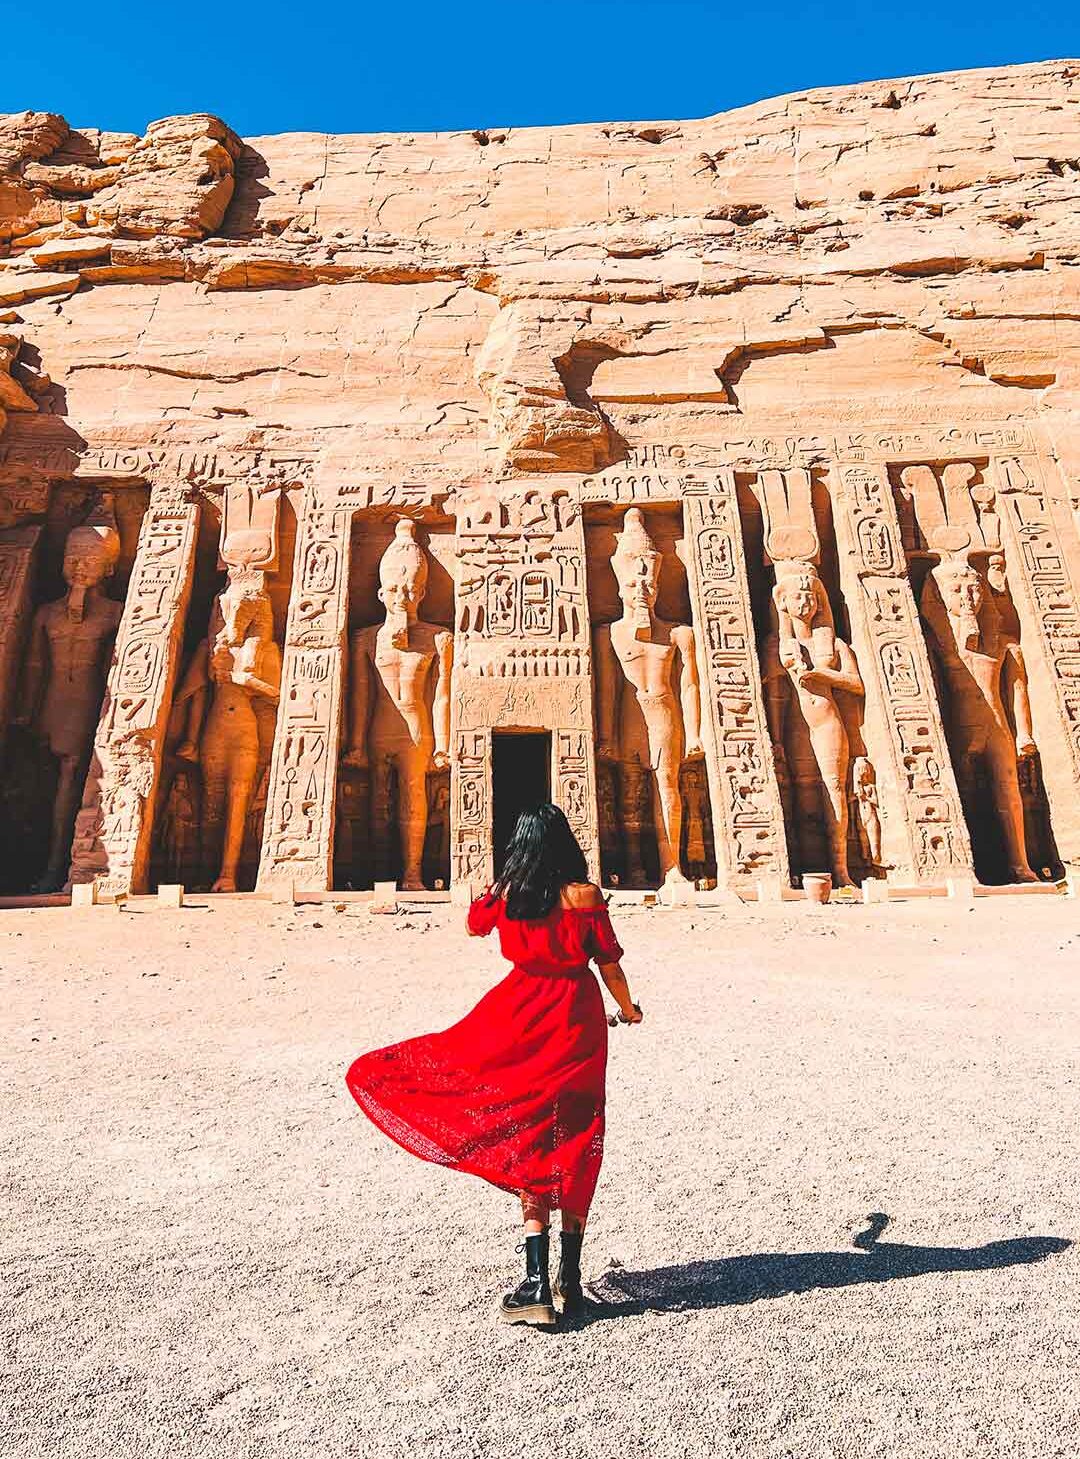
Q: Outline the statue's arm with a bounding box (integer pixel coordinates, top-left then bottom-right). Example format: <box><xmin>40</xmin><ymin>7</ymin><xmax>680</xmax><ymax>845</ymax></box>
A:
<box><xmin>807</xmin><ymin>640</ymin><xmax>865</xmax><ymax>697</ymax></box>
<box><xmin>762</xmin><ymin>635</ymin><xmax>788</xmax><ymax>750</ymax></box>
<box><xmin>593</xmin><ymin>624</ymin><xmax>619</xmax><ymax>755</ymax></box>
<box><xmin>343</xmin><ymin>631</ymin><xmax>372</xmax><ymax>766</ymax></box>
<box><xmin>433</xmin><ymin>630</ymin><xmax>453</xmax><ymax>761</ymax></box>
<box><xmin>672</xmin><ymin>624</ymin><xmax>704</xmax><ymax>756</ymax></box>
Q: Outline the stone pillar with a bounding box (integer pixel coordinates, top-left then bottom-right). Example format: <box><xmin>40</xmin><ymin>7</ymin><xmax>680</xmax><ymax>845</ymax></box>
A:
<box><xmin>553</xmin><ymin>726</ymin><xmax>600</xmax><ymax>884</ymax></box>
<box><xmin>992</xmin><ymin>452</ymin><xmax>1080</xmax><ymax>867</ymax></box>
<box><xmin>451</xmin><ymin>725</ymin><xmax>494</xmax><ymax>893</ymax></box>
<box><xmin>0</xmin><ymin>525</ymin><xmax>41</xmax><ymax>733</ymax></box>
<box><xmin>68</xmin><ymin>483</ymin><xmax>200</xmax><ymax>897</ymax></box>
<box><xmin>256</xmin><ymin>497</ymin><xmax>352</xmax><ymax>892</ymax></box>
<box><xmin>831</xmin><ymin>462</ymin><xmax>972</xmax><ymax>881</ymax></box>
<box><xmin>682</xmin><ymin>479</ymin><xmax>789</xmax><ymax>893</ymax></box>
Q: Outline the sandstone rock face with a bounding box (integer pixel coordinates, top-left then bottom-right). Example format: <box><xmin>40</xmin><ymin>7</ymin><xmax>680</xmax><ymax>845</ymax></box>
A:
<box><xmin>0</xmin><ymin>61</ymin><xmax>1078</xmax><ymax>901</ymax></box>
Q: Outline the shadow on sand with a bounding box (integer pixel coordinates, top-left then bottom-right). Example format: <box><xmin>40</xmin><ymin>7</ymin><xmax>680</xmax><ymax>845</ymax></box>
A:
<box><xmin>574</xmin><ymin>1214</ymin><xmax>1070</xmax><ymax>1324</ymax></box>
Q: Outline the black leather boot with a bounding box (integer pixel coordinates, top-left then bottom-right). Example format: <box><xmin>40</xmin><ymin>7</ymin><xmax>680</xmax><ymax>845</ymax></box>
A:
<box><xmin>499</xmin><ymin>1231</ymin><xmax>555</xmax><ymax>1327</ymax></box>
<box><xmin>553</xmin><ymin>1231</ymin><xmax>585</xmax><ymax>1314</ymax></box>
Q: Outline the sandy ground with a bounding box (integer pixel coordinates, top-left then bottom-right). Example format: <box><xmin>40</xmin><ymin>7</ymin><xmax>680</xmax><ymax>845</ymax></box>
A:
<box><xmin>1</xmin><ymin>892</ymin><xmax>1078</xmax><ymax>1459</ymax></box>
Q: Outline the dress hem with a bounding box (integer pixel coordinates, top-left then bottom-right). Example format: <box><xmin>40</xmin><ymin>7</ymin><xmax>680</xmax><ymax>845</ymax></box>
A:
<box><xmin>348</xmin><ymin>1074</ymin><xmax>566</xmax><ymax>1210</ymax></box>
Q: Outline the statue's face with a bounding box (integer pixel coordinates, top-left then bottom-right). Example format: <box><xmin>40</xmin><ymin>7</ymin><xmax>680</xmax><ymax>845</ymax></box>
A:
<box><xmin>940</xmin><ymin>565</ymin><xmax>984</xmax><ymax>619</ymax></box>
<box><xmin>218</xmin><ymin>581</ymin><xmax>270</xmax><ymax>646</ymax></box>
<box><xmin>986</xmin><ymin>553</ymin><xmax>1007</xmax><ymax>593</ymax></box>
<box><xmin>780</xmin><ymin>576</ymin><xmax>817</xmax><ymax>623</ymax></box>
<box><xmin>63</xmin><ymin>538</ymin><xmax>111</xmax><ymax>589</ymax></box>
<box><xmin>614</xmin><ymin>549</ymin><xmax>660</xmax><ymax>615</ymax></box>
<box><xmin>379</xmin><ymin>571</ymin><xmax>422</xmax><ymax>623</ymax></box>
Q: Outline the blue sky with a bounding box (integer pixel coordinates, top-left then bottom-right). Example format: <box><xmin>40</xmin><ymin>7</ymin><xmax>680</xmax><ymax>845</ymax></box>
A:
<box><xmin>4</xmin><ymin>0</ymin><xmax>1078</xmax><ymax>136</ymax></box>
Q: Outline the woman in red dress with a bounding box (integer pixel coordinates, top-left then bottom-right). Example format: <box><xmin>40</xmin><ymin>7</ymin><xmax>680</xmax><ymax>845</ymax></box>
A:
<box><xmin>346</xmin><ymin>802</ymin><xmax>643</xmax><ymax>1327</ymax></box>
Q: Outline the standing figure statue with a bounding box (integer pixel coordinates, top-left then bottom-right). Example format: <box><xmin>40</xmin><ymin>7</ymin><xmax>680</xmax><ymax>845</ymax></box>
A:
<box><xmin>17</xmin><ymin>497</ymin><xmax>123</xmax><ymax>891</ymax></box>
<box><xmin>593</xmin><ymin>508</ymin><xmax>703</xmax><ymax>888</ymax></box>
<box><xmin>919</xmin><ymin>555</ymin><xmax>1037</xmax><ymax>882</ymax></box>
<box><xmin>343</xmin><ymin>519</ymin><xmax>453</xmax><ymax>890</ymax></box>
<box><xmin>763</xmin><ymin>562</ymin><xmax>864</xmax><ymax>886</ymax></box>
<box><xmin>173</xmin><ymin>567</ymin><xmax>282</xmax><ymax>892</ymax></box>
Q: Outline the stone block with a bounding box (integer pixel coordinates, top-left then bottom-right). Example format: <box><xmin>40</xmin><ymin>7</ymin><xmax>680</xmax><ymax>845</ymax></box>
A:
<box><xmin>157</xmin><ymin>883</ymin><xmax>184</xmax><ymax>908</ymax></box>
<box><xmin>372</xmin><ymin>881</ymin><xmax>399</xmax><ymax>914</ymax></box>
<box><xmin>70</xmin><ymin>881</ymin><xmax>98</xmax><ymax>907</ymax></box>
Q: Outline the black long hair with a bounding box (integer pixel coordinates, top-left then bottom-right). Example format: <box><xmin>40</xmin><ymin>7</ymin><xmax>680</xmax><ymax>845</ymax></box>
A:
<box><xmin>491</xmin><ymin>803</ymin><xmax>589</xmax><ymax>921</ymax></box>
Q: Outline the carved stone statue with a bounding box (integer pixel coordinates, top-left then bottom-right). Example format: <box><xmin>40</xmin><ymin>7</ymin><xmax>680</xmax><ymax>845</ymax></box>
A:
<box><xmin>920</xmin><ymin>555</ymin><xmax>1037</xmax><ymax>881</ymax></box>
<box><xmin>17</xmin><ymin>496</ymin><xmax>123</xmax><ymax>891</ymax></box>
<box><xmin>763</xmin><ymin>562</ymin><xmax>864</xmax><ymax>886</ymax></box>
<box><xmin>593</xmin><ymin>508</ymin><xmax>703</xmax><ymax>887</ymax></box>
<box><xmin>343</xmin><ymin>519</ymin><xmax>453</xmax><ymax>890</ymax></box>
<box><xmin>852</xmin><ymin>755</ymin><xmax>883</xmax><ymax>867</ymax></box>
<box><xmin>173</xmin><ymin>567</ymin><xmax>282</xmax><ymax>892</ymax></box>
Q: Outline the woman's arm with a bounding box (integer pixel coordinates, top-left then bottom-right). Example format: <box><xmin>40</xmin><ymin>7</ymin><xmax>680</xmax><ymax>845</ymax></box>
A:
<box><xmin>596</xmin><ymin>960</ymin><xmax>643</xmax><ymax>1023</ymax></box>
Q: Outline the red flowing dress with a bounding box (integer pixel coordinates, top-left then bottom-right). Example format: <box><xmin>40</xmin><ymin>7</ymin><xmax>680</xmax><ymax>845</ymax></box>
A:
<box><xmin>346</xmin><ymin>894</ymin><xmax>624</xmax><ymax>1216</ymax></box>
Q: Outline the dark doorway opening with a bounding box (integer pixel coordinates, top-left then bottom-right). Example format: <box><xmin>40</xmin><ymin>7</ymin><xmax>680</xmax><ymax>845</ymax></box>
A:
<box><xmin>492</xmin><ymin>731</ymin><xmax>551</xmax><ymax>875</ymax></box>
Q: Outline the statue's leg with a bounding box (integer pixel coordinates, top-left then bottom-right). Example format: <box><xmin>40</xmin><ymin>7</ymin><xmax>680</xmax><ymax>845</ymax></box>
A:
<box><xmin>397</xmin><ymin>751</ymin><xmax>429</xmax><ymax>891</ymax></box>
<box><xmin>214</xmin><ymin>754</ymin><xmax>257</xmax><ymax>893</ymax></box>
<box><xmin>808</xmin><ymin>710</ymin><xmax>853</xmax><ymax>886</ymax></box>
<box><xmin>39</xmin><ymin>753</ymin><xmax>85</xmax><ymax>892</ymax></box>
<box><xmin>987</xmin><ymin>731</ymin><xmax>1037</xmax><ymax>882</ymax></box>
<box><xmin>653</xmin><ymin>756</ymin><xmax>687</xmax><ymax>885</ymax></box>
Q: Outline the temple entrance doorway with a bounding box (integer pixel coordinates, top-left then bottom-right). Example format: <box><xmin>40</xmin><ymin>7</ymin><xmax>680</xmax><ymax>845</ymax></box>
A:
<box><xmin>492</xmin><ymin>731</ymin><xmax>551</xmax><ymax>875</ymax></box>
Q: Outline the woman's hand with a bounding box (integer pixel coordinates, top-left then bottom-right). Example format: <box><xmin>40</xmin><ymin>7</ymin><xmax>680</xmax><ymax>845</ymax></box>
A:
<box><xmin>608</xmin><ymin>1002</ymin><xmax>643</xmax><ymax>1027</ymax></box>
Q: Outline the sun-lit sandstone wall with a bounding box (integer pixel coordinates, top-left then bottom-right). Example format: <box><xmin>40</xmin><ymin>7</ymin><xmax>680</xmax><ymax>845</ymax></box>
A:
<box><xmin>1</xmin><ymin>62</ymin><xmax>1079</xmax><ymax>898</ymax></box>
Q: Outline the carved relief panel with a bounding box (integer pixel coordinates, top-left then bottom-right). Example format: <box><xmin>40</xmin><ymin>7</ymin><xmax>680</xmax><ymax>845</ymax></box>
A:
<box><xmin>682</xmin><ymin>479</ymin><xmax>788</xmax><ymax>890</ymax></box>
<box><xmin>335</xmin><ymin>513</ymin><xmax>455</xmax><ymax>892</ymax></box>
<box><xmin>452</xmin><ymin>484</ymin><xmax>598</xmax><ymax>889</ymax></box>
<box><xmin>831</xmin><ymin>462</ymin><xmax>972</xmax><ymax>883</ymax></box>
<box><xmin>147</xmin><ymin>479</ymin><xmax>295</xmax><ymax>893</ymax></box>
<box><xmin>586</xmin><ymin>504</ymin><xmax>716</xmax><ymax>890</ymax></box>
<box><xmin>888</xmin><ymin>458</ymin><xmax>1059</xmax><ymax>882</ymax></box>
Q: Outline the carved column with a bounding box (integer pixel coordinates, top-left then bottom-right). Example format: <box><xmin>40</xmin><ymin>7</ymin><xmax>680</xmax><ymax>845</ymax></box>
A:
<box><xmin>452</xmin><ymin>726</ymin><xmax>494</xmax><ymax>892</ymax></box>
<box><xmin>992</xmin><ymin>453</ymin><xmax>1080</xmax><ymax>865</ymax></box>
<box><xmin>0</xmin><ymin>525</ymin><xmax>41</xmax><ymax>733</ymax></box>
<box><xmin>832</xmin><ymin>462</ymin><xmax>972</xmax><ymax>881</ymax></box>
<box><xmin>68</xmin><ymin>483</ymin><xmax>200</xmax><ymax>897</ymax></box>
<box><xmin>682</xmin><ymin>479</ymin><xmax>789</xmax><ymax>892</ymax></box>
<box><xmin>256</xmin><ymin>497</ymin><xmax>352</xmax><ymax>891</ymax></box>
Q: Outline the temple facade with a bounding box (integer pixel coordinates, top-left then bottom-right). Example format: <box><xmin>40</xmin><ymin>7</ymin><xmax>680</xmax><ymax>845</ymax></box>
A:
<box><xmin>1</xmin><ymin>426</ymin><xmax>1076</xmax><ymax>901</ymax></box>
<box><xmin>2</xmin><ymin>65</ymin><xmax>1079</xmax><ymax>900</ymax></box>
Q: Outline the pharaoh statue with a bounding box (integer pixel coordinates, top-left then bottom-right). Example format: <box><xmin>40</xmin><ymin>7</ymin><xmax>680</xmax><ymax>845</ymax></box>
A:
<box><xmin>593</xmin><ymin>508</ymin><xmax>703</xmax><ymax>887</ymax></box>
<box><xmin>762</xmin><ymin>562</ymin><xmax>865</xmax><ymax>886</ymax></box>
<box><xmin>16</xmin><ymin>495</ymin><xmax>123</xmax><ymax>891</ymax></box>
<box><xmin>919</xmin><ymin>554</ymin><xmax>1037</xmax><ymax>881</ymax></box>
<box><xmin>172</xmin><ymin>567</ymin><xmax>282</xmax><ymax>892</ymax></box>
<box><xmin>343</xmin><ymin>519</ymin><xmax>453</xmax><ymax>890</ymax></box>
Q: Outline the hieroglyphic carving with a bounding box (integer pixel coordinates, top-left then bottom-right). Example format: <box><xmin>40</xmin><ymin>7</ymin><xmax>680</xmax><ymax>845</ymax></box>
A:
<box><xmin>682</xmin><ymin>483</ymin><xmax>787</xmax><ymax>886</ymax></box>
<box><xmin>993</xmin><ymin>455</ymin><xmax>1080</xmax><ymax>773</ymax></box>
<box><xmin>256</xmin><ymin>497</ymin><xmax>351</xmax><ymax>889</ymax></box>
<box><xmin>990</xmin><ymin>452</ymin><xmax>1080</xmax><ymax>862</ymax></box>
<box><xmin>0</xmin><ymin>525</ymin><xmax>40</xmax><ymax>731</ymax></box>
<box><xmin>451</xmin><ymin>727</ymin><xmax>493</xmax><ymax>888</ymax></box>
<box><xmin>834</xmin><ymin>463</ymin><xmax>971</xmax><ymax>880</ymax></box>
<box><xmin>68</xmin><ymin>485</ymin><xmax>199</xmax><ymax>896</ymax></box>
<box><xmin>451</xmin><ymin>484</ymin><xmax>598</xmax><ymax>884</ymax></box>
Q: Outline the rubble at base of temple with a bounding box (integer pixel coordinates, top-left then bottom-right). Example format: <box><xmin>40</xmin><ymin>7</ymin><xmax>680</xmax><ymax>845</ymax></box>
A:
<box><xmin>2</xmin><ymin>62</ymin><xmax>1080</xmax><ymax>902</ymax></box>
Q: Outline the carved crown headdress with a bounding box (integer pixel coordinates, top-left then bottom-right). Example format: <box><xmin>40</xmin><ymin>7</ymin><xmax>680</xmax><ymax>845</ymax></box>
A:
<box><xmin>613</xmin><ymin>508</ymin><xmax>659</xmax><ymax>566</ymax></box>
<box><xmin>379</xmin><ymin>518</ymin><xmax>429</xmax><ymax>593</ymax></box>
<box><xmin>67</xmin><ymin>491</ymin><xmax>121</xmax><ymax>573</ymax></box>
